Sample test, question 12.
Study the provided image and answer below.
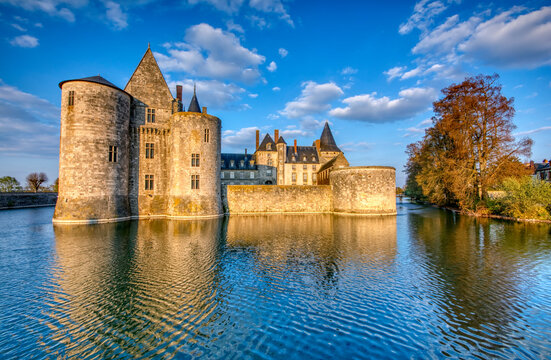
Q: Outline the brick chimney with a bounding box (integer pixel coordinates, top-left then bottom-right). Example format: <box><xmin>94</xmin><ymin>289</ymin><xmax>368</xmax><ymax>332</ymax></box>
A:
<box><xmin>315</xmin><ymin>139</ymin><xmax>320</xmax><ymax>152</ymax></box>
<box><xmin>294</xmin><ymin>139</ymin><xmax>297</xmax><ymax>154</ymax></box>
<box><xmin>256</xmin><ymin>130</ymin><xmax>260</xmax><ymax>150</ymax></box>
<box><xmin>245</xmin><ymin>148</ymin><xmax>247</xmax><ymax>156</ymax></box>
<box><xmin>202</xmin><ymin>106</ymin><xmax>207</xmax><ymax>114</ymax></box>
<box><xmin>274</xmin><ymin>129</ymin><xmax>279</xmax><ymax>143</ymax></box>
<box><xmin>176</xmin><ymin>85</ymin><xmax>182</xmax><ymax>101</ymax></box>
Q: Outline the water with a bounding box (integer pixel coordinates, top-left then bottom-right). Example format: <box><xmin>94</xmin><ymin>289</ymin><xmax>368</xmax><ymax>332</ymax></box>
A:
<box><xmin>0</xmin><ymin>203</ymin><xmax>550</xmax><ymax>359</ymax></box>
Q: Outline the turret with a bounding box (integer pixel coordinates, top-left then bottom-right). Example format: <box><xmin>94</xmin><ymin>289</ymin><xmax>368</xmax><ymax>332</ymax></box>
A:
<box><xmin>318</xmin><ymin>121</ymin><xmax>343</xmax><ymax>164</ymax></box>
<box><xmin>54</xmin><ymin>76</ymin><xmax>131</xmax><ymax>223</ymax></box>
<box><xmin>276</xmin><ymin>135</ymin><xmax>287</xmax><ymax>184</ymax></box>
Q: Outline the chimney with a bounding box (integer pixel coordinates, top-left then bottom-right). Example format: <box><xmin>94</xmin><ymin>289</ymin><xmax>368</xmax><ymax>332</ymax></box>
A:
<box><xmin>294</xmin><ymin>139</ymin><xmax>297</xmax><ymax>154</ymax></box>
<box><xmin>256</xmin><ymin>130</ymin><xmax>260</xmax><ymax>150</ymax></box>
<box><xmin>202</xmin><ymin>106</ymin><xmax>207</xmax><ymax>114</ymax></box>
<box><xmin>245</xmin><ymin>148</ymin><xmax>247</xmax><ymax>156</ymax></box>
<box><xmin>176</xmin><ymin>85</ymin><xmax>182</xmax><ymax>101</ymax></box>
<box><xmin>315</xmin><ymin>139</ymin><xmax>320</xmax><ymax>152</ymax></box>
<box><xmin>274</xmin><ymin>129</ymin><xmax>279</xmax><ymax>143</ymax></box>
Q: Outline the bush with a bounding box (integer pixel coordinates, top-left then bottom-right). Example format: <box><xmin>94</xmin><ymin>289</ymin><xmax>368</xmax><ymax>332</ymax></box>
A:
<box><xmin>490</xmin><ymin>177</ymin><xmax>551</xmax><ymax>220</ymax></box>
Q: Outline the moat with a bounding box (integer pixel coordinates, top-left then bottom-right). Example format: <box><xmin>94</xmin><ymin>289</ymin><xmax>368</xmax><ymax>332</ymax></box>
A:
<box><xmin>1</xmin><ymin>203</ymin><xmax>550</xmax><ymax>359</ymax></box>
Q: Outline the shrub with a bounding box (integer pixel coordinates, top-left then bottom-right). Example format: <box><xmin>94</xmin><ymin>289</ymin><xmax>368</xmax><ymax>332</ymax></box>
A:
<box><xmin>491</xmin><ymin>177</ymin><xmax>551</xmax><ymax>220</ymax></box>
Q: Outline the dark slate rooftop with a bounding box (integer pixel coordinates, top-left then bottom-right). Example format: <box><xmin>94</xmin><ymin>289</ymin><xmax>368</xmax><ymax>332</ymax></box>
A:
<box><xmin>58</xmin><ymin>75</ymin><xmax>130</xmax><ymax>96</ymax></box>
<box><xmin>188</xmin><ymin>85</ymin><xmax>201</xmax><ymax>113</ymax></box>
<box><xmin>256</xmin><ymin>134</ymin><xmax>276</xmax><ymax>151</ymax></box>
<box><xmin>276</xmin><ymin>136</ymin><xmax>287</xmax><ymax>144</ymax></box>
<box><xmin>286</xmin><ymin>146</ymin><xmax>319</xmax><ymax>164</ymax></box>
<box><xmin>221</xmin><ymin>153</ymin><xmax>257</xmax><ymax>170</ymax></box>
<box><xmin>318</xmin><ymin>155</ymin><xmax>339</xmax><ymax>173</ymax></box>
<box><xmin>319</xmin><ymin>122</ymin><xmax>341</xmax><ymax>152</ymax></box>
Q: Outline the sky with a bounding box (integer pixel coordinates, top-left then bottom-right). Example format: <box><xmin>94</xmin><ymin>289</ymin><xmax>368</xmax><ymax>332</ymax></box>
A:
<box><xmin>0</xmin><ymin>0</ymin><xmax>550</xmax><ymax>187</ymax></box>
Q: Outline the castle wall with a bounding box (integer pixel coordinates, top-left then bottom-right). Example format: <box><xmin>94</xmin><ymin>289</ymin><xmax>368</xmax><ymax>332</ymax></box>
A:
<box><xmin>331</xmin><ymin>167</ymin><xmax>396</xmax><ymax>215</ymax></box>
<box><xmin>226</xmin><ymin>185</ymin><xmax>333</xmax><ymax>214</ymax></box>
<box><xmin>167</xmin><ymin>112</ymin><xmax>222</xmax><ymax>218</ymax></box>
<box><xmin>54</xmin><ymin>81</ymin><xmax>131</xmax><ymax>222</ymax></box>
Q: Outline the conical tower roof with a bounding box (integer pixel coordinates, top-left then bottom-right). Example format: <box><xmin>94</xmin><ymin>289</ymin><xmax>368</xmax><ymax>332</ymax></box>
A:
<box><xmin>59</xmin><ymin>75</ymin><xmax>129</xmax><ymax>96</ymax></box>
<box><xmin>276</xmin><ymin>136</ymin><xmax>287</xmax><ymax>144</ymax></box>
<box><xmin>319</xmin><ymin>122</ymin><xmax>341</xmax><ymax>152</ymax></box>
<box><xmin>188</xmin><ymin>84</ymin><xmax>201</xmax><ymax>113</ymax></box>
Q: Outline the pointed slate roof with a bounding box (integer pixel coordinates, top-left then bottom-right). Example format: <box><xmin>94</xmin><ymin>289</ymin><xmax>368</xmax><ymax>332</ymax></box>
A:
<box><xmin>319</xmin><ymin>122</ymin><xmax>341</xmax><ymax>152</ymax></box>
<box><xmin>59</xmin><ymin>75</ymin><xmax>130</xmax><ymax>96</ymax></box>
<box><xmin>276</xmin><ymin>136</ymin><xmax>287</xmax><ymax>144</ymax></box>
<box><xmin>256</xmin><ymin>134</ymin><xmax>276</xmax><ymax>151</ymax></box>
<box><xmin>188</xmin><ymin>84</ymin><xmax>201</xmax><ymax>113</ymax></box>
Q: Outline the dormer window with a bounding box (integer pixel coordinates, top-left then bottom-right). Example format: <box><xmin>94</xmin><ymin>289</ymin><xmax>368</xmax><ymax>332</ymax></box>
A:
<box><xmin>303</xmin><ymin>156</ymin><xmax>307</xmax><ymax>161</ymax></box>
<box><xmin>312</xmin><ymin>156</ymin><xmax>316</xmax><ymax>161</ymax></box>
<box><xmin>292</xmin><ymin>156</ymin><xmax>296</xmax><ymax>162</ymax></box>
<box><xmin>267</xmin><ymin>143</ymin><xmax>272</xmax><ymax>150</ymax></box>
<box><xmin>230</xmin><ymin>160</ymin><xmax>235</xmax><ymax>167</ymax></box>
<box><xmin>240</xmin><ymin>160</ymin><xmax>244</xmax><ymax>168</ymax></box>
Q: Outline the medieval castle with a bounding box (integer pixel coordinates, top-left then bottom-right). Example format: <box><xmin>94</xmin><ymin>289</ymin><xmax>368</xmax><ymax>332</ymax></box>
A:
<box><xmin>53</xmin><ymin>47</ymin><xmax>396</xmax><ymax>224</ymax></box>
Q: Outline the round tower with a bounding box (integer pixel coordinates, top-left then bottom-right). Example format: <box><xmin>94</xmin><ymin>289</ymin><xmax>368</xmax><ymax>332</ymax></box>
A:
<box><xmin>54</xmin><ymin>76</ymin><xmax>131</xmax><ymax>223</ymax></box>
<box><xmin>330</xmin><ymin>166</ymin><xmax>396</xmax><ymax>215</ymax></box>
<box><xmin>167</xmin><ymin>107</ymin><xmax>222</xmax><ymax>218</ymax></box>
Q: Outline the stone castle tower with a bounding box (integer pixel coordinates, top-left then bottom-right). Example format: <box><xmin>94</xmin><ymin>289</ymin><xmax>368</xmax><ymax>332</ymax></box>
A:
<box><xmin>54</xmin><ymin>47</ymin><xmax>222</xmax><ymax>223</ymax></box>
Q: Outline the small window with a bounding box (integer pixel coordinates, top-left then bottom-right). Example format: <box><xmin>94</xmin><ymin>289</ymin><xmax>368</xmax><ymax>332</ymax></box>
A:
<box><xmin>145</xmin><ymin>143</ymin><xmax>154</xmax><ymax>159</ymax></box>
<box><xmin>292</xmin><ymin>172</ymin><xmax>296</xmax><ymax>183</ymax></box>
<box><xmin>267</xmin><ymin>169</ymin><xmax>272</xmax><ymax>175</ymax></box>
<box><xmin>230</xmin><ymin>160</ymin><xmax>235</xmax><ymax>168</ymax></box>
<box><xmin>292</xmin><ymin>156</ymin><xmax>296</xmax><ymax>162</ymax></box>
<box><xmin>221</xmin><ymin>172</ymin><xmax>225</xmax><ymax>179</ymax></box>
<box><xmin>267</xmin><ymin>158</ymin><xmax>273</xmax><ymax>166</ymax></box>
<box><xmin>240</xmin><ymin>160</ymin><xmax>245</xmax><ymax>168</ymax></box>
<box><xmin>108</xmin><ymin>145</ymin><xmax>118</xmax><ymax>162</ymax></box>
<box><xmin>191</xmin><ymin>174</ymin><xmax>200</xmax><ymax>189</ymax></box>
<box><xmin>68</xmin><ymin>91</ymin><xmax>75</xmax><ymax>106</ymax></box>
<box><xmin>303</xmin><ymin>156</ymin><xmax>307</xmax><ymax>161</ymax></box>
<box><xmin>191</xmin><ymin>153</ymin><xmax>200</xmax><ymax>167</ymax></box>
<box><xmin>312</xmin><ymin>156</ymin><xmax>316</xmax><ymax>162</ymax></box>
<box><xmin>250</xmin><ymin>172</ymin><xmax>255</xmax><ymax>179</ymax></box>
<box><xmin>267</xmin><ymin>143</ymin><xmax>272</xmax><ymax>150</ymax></box>
<box><xmin>292</xmin><ymin>164</ymin><xmax>296</xmax><ymax>171</ymax></box>
<box><xmin>145</xmin><ymin>174</ymin><xmax>154</xmax><ymax>190</ymax></box>
<box><xmin>313</xmin><ymin>173</ymin><xmax>317</xmax><ymax>183</ymax></box>
<box><xmin>303</xmin><ymin>173</ymin><xmax>308</xmax><ymax>183</ymax></box>
<box><xmin>303</xmin><ymin>164</ymin><xmax>307</xmax><ymax>170</ymax></box>
<box><xmin>230</xmin><ymin>172</ymin><xmax>235</xmax><ymax>179</ymax></box>
<box><xmin>147</xmin><ymin>108</ymin><xmax>156</xmax><ymax>123</ymax></box>
<box><xmin>204</xmin><ymin>129</ymin><xmax>210</xmax><ymax>142</ymax></box>
<box><xmin>313</xmin><ymin>165</ymin><xmax>317</xmax><ymax>171</ymax></box>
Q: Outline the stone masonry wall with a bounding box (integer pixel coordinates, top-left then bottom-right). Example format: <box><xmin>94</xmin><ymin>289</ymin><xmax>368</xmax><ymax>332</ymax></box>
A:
<box><xmin>226</xmin><ymin>185</ymin><xmax>332</xmax><ymax>214</ymax></box>
<box><xmin>0</xmin><ymin>192</ymin><xmax>57</xmax><ymax>209</ymax></box>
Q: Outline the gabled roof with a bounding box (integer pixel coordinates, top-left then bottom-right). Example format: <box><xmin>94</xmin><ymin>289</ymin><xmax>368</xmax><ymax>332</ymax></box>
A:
<box><xmin>188</xmin><ymin>84</ymin><xmax>201</xmax><ymax>113</ymax></box>
<box><xmin>221</xmin><ymin>153</ymin><xmax>257</xmax><ymax>170</ymax></box>
<box><xmin>319</xmin><ymin>122</ymin><xmax>341</xmax><ymax>152</ymax></box>
<box><xmin>256</xmin><ymin>134</ymin><xmax>276</xmax><ymax>151</ymax></box>
<box><xmin>58</xmin><ymin>75</ymin><xmax>130</xmax><ymax>96</ymax></box>
<box><xmin>318</xmin><ymin>153</ymin><xmax>349</xmax><ymax>172</ymax></box>
<box><xmin>286</xmin><ymin>146</ymin><xmax>319</xmax><ymax>164</ymax></box>
<box><xmin>276</xmin><ymin>136</ymin><xmax>287</xmax><ymax>144</ymax></box>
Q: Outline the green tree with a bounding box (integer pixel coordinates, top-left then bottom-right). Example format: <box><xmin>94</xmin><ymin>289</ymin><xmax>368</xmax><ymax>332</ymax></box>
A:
<box><xmin>0</xmin><ymin>176</ymin><xmax>21</xmax><ymax>192</ymax></box>
<box><xmin>405</xmin><ymin>74</ymin><xmax>532</xmax><ymax>211</ymax></box>
<box><xmin>490</xmin><ymin>177</ymin><xmax>551</xmax><ymax>220</ymax></box>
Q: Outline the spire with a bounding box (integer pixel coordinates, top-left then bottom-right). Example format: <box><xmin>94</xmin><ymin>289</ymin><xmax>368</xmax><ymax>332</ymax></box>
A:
<box><xmin>188</xmin><ymin>83</ymin><xmax>201</xmax><ymax>113</ymax></box>
<box><xmin>319</xmin><ymin>121</ymin><xmax>341</xmax><ymax>152</ymax></box>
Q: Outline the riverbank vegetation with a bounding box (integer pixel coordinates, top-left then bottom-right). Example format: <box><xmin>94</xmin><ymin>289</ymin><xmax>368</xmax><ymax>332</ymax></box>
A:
<box><xmin>404</xmin><ymin>74</ymin><xmax>551</xmax><ymax>220</ymax></box>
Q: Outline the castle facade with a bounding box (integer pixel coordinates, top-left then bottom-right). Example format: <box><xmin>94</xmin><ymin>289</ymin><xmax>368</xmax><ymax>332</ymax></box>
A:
<box><xmin>54</xmin><ymin>47</ymin><xmax>222</xmax><ymax>223</ymax></box>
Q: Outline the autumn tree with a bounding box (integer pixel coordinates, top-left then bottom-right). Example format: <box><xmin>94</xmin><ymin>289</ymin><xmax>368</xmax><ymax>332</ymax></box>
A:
<box><xmin>405</xmin><ymin>74</ymin><xmax>532</xmax><ymax>211</ymax></box>
<box><xmin>0</xmin><ymin>176</ymin><xmax>21</xmax><ymax>192</ymax></box>
<box><xmin>26</xmin><ymin>172</ymin><xmax>48</xmax><ymax>192</ymax></box>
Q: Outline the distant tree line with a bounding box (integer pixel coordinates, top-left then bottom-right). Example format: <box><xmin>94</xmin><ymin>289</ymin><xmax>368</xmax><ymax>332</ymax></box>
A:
<box><xmin>0</xmin><ymin>173</ymin><xmax>58</xmax><ymax>193</ymax></box>
<box><xmin>405</xmin><ymin>74</ymin><xmax>550</xmax><ymax>219</ymax></box>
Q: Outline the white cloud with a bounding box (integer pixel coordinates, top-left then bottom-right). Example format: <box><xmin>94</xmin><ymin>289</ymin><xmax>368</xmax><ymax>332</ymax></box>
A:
<box><xmin>248</xmin><ymin>93</ymin><xmax>258</xmax><ymax>98</ymax></box>
<box><xmin>401</xmin><ymin>118</ymin><xmax>433</xmax><ymax>137</ymax></box>
<box><xmin>459</xmin><ymin>6</ymin><xmax>551</xmax><ymax>68</ymax></box>
<box><xmin>384</xmin><ymin>66</ymin><xmax>407</xmax><ymax>81</ymax></box>
<box><xmin>226</xmin><ymin>19</ymin><xmax>244</xmax><ymax>33</ymax></box>
<box><xmin>267</xmin><ymin>61</ymin><xmax>277</xmax><ymax>72</ymax></box>
<box><xmin>10</xmin><ymin>35</ymin><xmax>39</xmax><ymax>48</ymax></box>
<box><xmin>267</xmin><ymin>113</ymin><xmax>279</xmax><ymax>120</ymax></box>
<box><xmin>1</xmin><ymin>0</ymin><xmax>79</xmax><ymax>22</ymax></box>
<box><xmin>299</xmin><ymin>117</ymin><xmax>329</xmax><ymax>131</ymax></box>
<box><xmin>167</xmin><ymin>78</ymin><xmax>245</xmax><ymax>109</ymax></box>
<box><xmin>34</xmin><ymin>22</ymin><xmax>43</xmax><ymax>27</ymax></box>
<box><xmin>0</xmin><ymin>80</ymin><xmax>60</xmax><ymax>156</ymax></box>
<box><xmin>280</xmin><ymin>81</ymin><xmax>343</xmax><ymax>119</ymax></box>
<box><xmin>278</xmin><ymin>48</ymin><xmax>288</xmax><ymax>57</ymax></box>
<box><xmin>248</xmin><ymin>15</ymin><xmax>268</xmax><ymax>29</ymax></box>
<box><xmin>330</xmin><ymin>87</ymin><xmax>437</xmax><ymax>123</ymax></box>
<box><xmin>514</xmin><ymin>126</ymin><xmax>551</xmax><ymax>136</ymax></box>
<box><xmin>104</xmin><ymin>1</ymin><xmax>127</xmax><ymax>30</ymax></box>
<box><xmin>11</xmin><ymin>23</ymin><xmax>26</xmax><ymax>31</ymax></box>
<box><xmin>156</xmin><ymin>23</ymin><xmax>266</xmax><ymax>83</ymax></box>
<box><xmin>222</xmin><ymin>126</ymin><xmax>259</xmax><ymax>149</ymax></box>
<box><xmin>188</xmin><ymin>0</ymin><xmax>293</xmax><ymax>25</ymax></box>
<box><xmin>399</xmin><ymin>0</ymin><xmax>450</xmax><ymax>35</ymax></box>
<box><xmin>249</xmin><ymin>0</ymin><xmax>293</xmax><ymax>26</ymax></box>
<box><xmin>339</xmin><ymin>141</ymin><xmax>372</xmax><ymax>152</ymax></box>
<box><xmin>272</xmin><ymin>86</ymin><xmax>280</xmax><ymax>91</ymax></box>
<box><xmin>341</xmin><ymin>66</ymin><xmax>358</xmax><ymax>75</ymax></box>
<box><xmin>188</xmin><ymin>0</ymin><xmax>244</xmax><ymax>14</ymax></box>
<box><xmin>400</xmin><ymin>66</ymin><xmax>423</xmax><ymax>80</ymax></box>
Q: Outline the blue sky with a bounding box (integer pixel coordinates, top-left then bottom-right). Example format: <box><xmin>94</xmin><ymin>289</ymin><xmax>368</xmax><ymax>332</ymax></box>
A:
<box><xmin>1</xmin><ymin>0</ymin><xmax>550</xmax><ymax>186</ymax></box>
